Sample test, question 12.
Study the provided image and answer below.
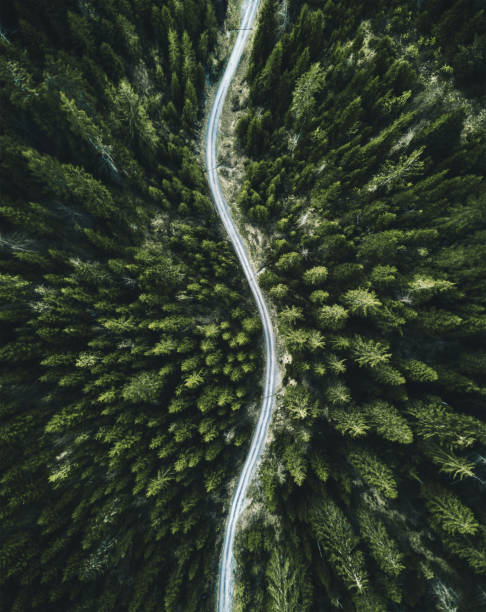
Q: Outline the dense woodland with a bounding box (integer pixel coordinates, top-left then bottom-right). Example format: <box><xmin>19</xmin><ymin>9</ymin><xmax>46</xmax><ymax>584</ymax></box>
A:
<box><xmin>1</xmin><ymin>0</ymin><xmax>486</xmax><ymax>611</ymax></box>
<box><xmin>0</xmin><ymin>1</ymin><xmax>265</xmax><ymax>611</ymax></box>
<box><xmin>233</xmin><ymin>0</ymin><xmax>486</xmax><ymax>611</ymax></box>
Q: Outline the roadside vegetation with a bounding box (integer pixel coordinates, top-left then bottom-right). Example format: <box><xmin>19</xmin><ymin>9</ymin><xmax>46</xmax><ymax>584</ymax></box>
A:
<box><xmin>0</xmin><ymin>2</ymin><xmax>263</xmax><ymax>611</ymax></box>
<box><xmin>233</xmin><ymin>1</ymin><xmax>486</xmax><ymax>610</ymax></box>
<box><xmin>1</xmin><ymin>1</ymin><xmax>486</xmax><ymax>610</ymax></box>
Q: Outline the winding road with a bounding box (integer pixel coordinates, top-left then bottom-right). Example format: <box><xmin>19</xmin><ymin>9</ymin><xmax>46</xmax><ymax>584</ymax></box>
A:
<box><xmin>205</xmin><ymin>1</ymin><xmax>277</xmax><ymax>611</ymax></box>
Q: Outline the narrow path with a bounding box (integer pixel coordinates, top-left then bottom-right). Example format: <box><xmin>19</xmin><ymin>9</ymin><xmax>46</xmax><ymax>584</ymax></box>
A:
<box><xmin>204</xmin><ymin>1</ymin><xmax>277</xmax><ymax>611</ymax></box>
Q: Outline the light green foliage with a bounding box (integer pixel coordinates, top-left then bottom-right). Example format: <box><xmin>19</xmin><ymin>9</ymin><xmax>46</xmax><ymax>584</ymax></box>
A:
<box><xmin>275</xmin><ymin>251</ymin><xmax>301</xmax><ymax>272</ymax></box>
<box><xmin>327</xmin><ymin>353</ymin><xmax>347</xmax><ymax>374</ymax></box>
<box><xmin>284</xmin><ymin>328</ymin><xmax>311</xmax><ymax>351</ymax></box>
<box><xmin>399</xmin><ymin>358</ymin><xmax>438</xmax><ymax>382</ymax></box>
<box><xmin>311</xmin><ymin>500</ymin><xmax>368</xmax><ymax>593</ymax></box>
<box><xmin>342</xmin><ymin>288</ymin><xmax>381</xmax><ymax>317</ymax></box>
<box><xmin>370</xmin><ymin>265</ymin><xmax>398</xmax><ymax>287</ymax></box>
<box><xmin>408</xmin><ymin>401</ymin><xmax>486</xmax><ymax>449</ymax></box>
<box><xmin>331</xmin><ymin>406</ymin><xmax>370</xmax><ymax>438</ymax></box>
<box><xmin>352</xmin><ymin>590</ymin><xmax>388</xmax><ymax>612</ymax></box>
<box><xmin>278</xmin><ymin>305</ymin><xmax>304</xmax><ymax>327</ymax></box>
<box><xmin>23</xmin><ymin>148</ymin><xmax>116</xmax><ymax>218</ymax></box>
<box><xmin>284</xmin><ymin>384</ymin><xmax>317</xmax><ymax>420</ymax></box>
<box><xmin>442</xmin><ymin>526</ymin><xmax>486</xmax><ymax>575</ymax></box>
<box><xmin>427</xmin><ymin>445</ymin><xmax>475</xmax><ymax>480</ymax></box>
<box><xmin>146</xmin><ymin>467</ymin><xmax>174</xmax><ymax>497</ymax></box>
<box><xmin>310</xmin><ymin>452</ymin><xmax>330</xmax><ymax>482</ymax></box>
<box><xmin>205</xmin><ymin>468</ymin><xmax>224</xmax><ymax>493</ymax></box>
<box><xmin>427</xmin><ymin>490</ymin><xmax>479</xmax><ymax>535</ymax></box>
<box><xmin>116</xmin><ymin>13</ymin><xmax>141</xmax><ymax>56</ymax></box>
<box><xmin>307</xmin><ymin>330</ymin><xmax>326</xmax><ymax>351</ymax></box>
<box><xmin>349</xmin><ymin>449</ymin><xmax>398</xmax><ymax>498</ymax></box>
<box><xmin>269</xmin><ymin>283</ymin><xmax>290</xmax><ymax>299</ymax></box>
<box><xmin>318</xmin><ymin>304</ymin><xmax>349</xmax><ymax>330</ymax></box>
<box><xmin>309</xmin><ymin>289</ymin><xmax>330</xmax><ymax>304</ymax></box>
<box><xmin>266</xmin><ymin>544</ymin><xmax>311</xmax><ymax>611</ymax></box>
<box><xmin>358</xmin><ymin>509</ymin><xmax>405</xmax><ymax>577</ymax></box>
<box><xmin>408</xmin><ymin>275</ymin><xmax>455</xmax><ymax>302</ymax></box>
<box><xmin>366</xmin><ymin>146</ymin><xmax>425</xmax><ymax>192</ymax></box>
<box><xmin>303</xmin><ymin>266</ymin><xmax>328</xmax><ymax>286</ymax></box>
<box><xmin>114</xmin><ymin>79</ymin><xmax>159</xmax><ymax>150</ymax></box>
<box><xmin>60</xmin><ymin>92</ymin><xmax>116</xmax><ymax>169</ymax></box>
<box><xmin>326</xmin><ymin>381</ymin><xmax>352</xmax><ymax>406</ymax></box>
<box><xmin>283</xmin><ymin>444</ymin><xmax>307</xmax><ymax>486</ymax></box>
<box><xmin>372</xmin><ymin>364</ymin><xmax>406</xmax><ymax>386</ymax></box>
<box><xmin>352</xmin><ymin>336</ymin><xmax>391</xmax><ymax>368</ymax></box>
<box><xmin>291</xmin><ymin>62</ymin><xmax>325</xmax><ymax>124</ymax></box>
<box><xmin>122</xmin><ymin>371</ymin><xmax>163</xmax><ymax>403</ymax></box>
<box><xmin>364</xmin><ymin>400</ymin><xmax>413</xmax><ymax>444</ymax></box>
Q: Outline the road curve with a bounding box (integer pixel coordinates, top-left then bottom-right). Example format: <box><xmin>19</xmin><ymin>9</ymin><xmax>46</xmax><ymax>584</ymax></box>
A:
<box><xmin>205</xmin><ymin>1</ymin><xmax>277</xmax><ymax>611</ymax></box>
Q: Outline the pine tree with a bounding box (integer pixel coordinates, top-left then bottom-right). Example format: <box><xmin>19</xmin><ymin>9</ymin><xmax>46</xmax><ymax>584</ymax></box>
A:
<box><xmin>266</xmin><ymin>542</ymin><xmax>311</xmax><ymax>611</ymax></box>
<box><xmin>342</xmin><ymin>288</ymin><xmax>381</xmax><ymax>317</ymax></box>
<box><xmin>349</xmin><ymin>448</ymin><xmax>398</xmax><ymax>499</ymax></box>
<box><xmin>291</xmin><ymin>62</ymin><xmax>325</xmax><ymax>128</ymax></box>
<box><xmin>426</xmin><ymin>488</ymin><xmax>479</xmax><ymax>536</ymax></box>
<box><xmin>352</xmin><ymin>336</ymin><xmax>391</xmax><ymax>368</ymax></box>
<box><xmin>358</xmin><ymin>508</ymin><xmax>405</xmax><ymax>577</ymax></box>
<box><xmin>364</xmin><ymin>400</ymin><xmax>413</xmax><ymax>444</ymax></box>
<box><xmin>247</xmin><ymin>0</ymin><xmax>278</xmax><ymax>80</ymax></box>
<box><xmin>311</xmin><ymin>499</ymin><xmax>369</xmax><ymax>593</ymax></box>
<box><xmin>318</xmin><ymin>304</ymin><xmax>348</xmax><ymax>330</ymax></box>
<box><xmin>303</xmin><ymin>265</ymin><xmax>328</xmax><ymax>286</ymax></box>
<box><xmin>331</xmin><ymin>406</ymin><xmax>370</xmax><ymax>438</ymax></box>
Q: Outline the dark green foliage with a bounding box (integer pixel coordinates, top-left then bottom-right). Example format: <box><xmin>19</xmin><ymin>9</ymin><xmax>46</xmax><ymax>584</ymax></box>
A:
<box><xmin>3</xmin><ymin>0</ymin><xmax>486</xmax><ymax>610</ymax></box>
<box><xmin>246</xmin><ymin>0</ymin><xmax>278</xmax><ymax>81</ymax></box>
<box><xmin>417</xmin><ymin>0</ymin><xmax>486</xmax><ymax>97</ymax></box>
<box><xmin>0</xmin><ymin>2</ymin><xmax>260</xmax><ymax>610</ymax></box>
<box><xmin>234</xmin><ymin>0</ymin><xmax>486</xmax><ymax>610</ymax></box>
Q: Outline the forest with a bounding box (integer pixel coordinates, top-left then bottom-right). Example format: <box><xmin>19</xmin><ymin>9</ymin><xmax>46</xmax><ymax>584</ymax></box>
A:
<box><xmin>1</xmin><ymin>0</ymin><xmax>486</xmax><ymax>611</ymax></box>
<box><xmin>0</xmin><ymin>1</ymin><xmax>264</xmax><ymax>610</ymax></box>
<box><xmin>232</xmin><ymin>0</ymin><xmax>486</xmax><ymax>610</ymax></box>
